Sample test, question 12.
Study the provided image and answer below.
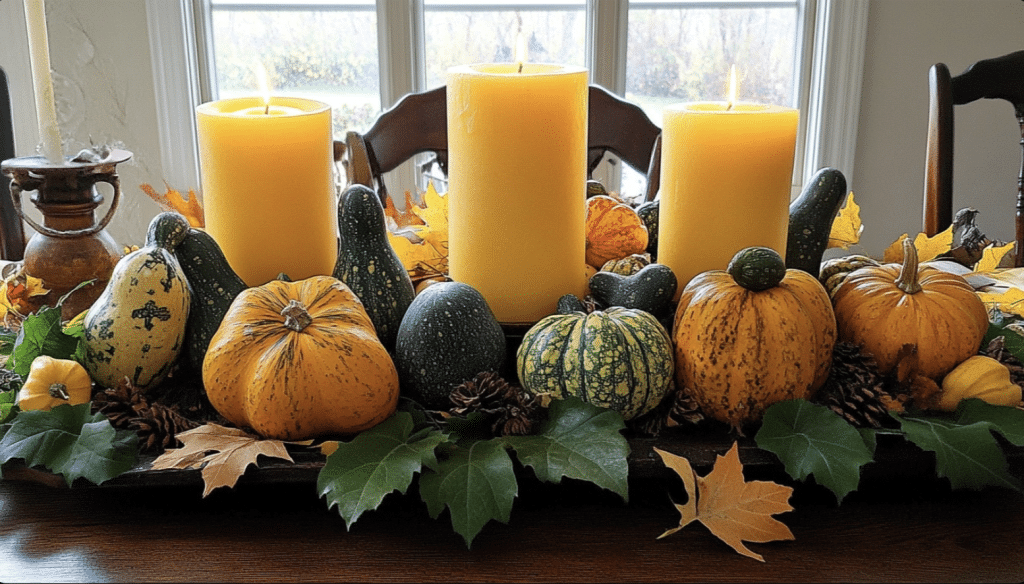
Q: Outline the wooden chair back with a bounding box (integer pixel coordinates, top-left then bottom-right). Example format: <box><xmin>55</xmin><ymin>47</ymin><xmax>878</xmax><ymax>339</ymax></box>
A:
<box><xmin>924</xmin><ymin>50</ymin><xmax>1024</xmax><ymax>266</ymax></box>
<box><xmin>337</xmin><ymin>84</ymin><xmax>662</xmax><ymax>204</ymax></box>
<box><xmin>0</xmin><ymin>67</ymin><xmax>26</xmax><ymax>261</ymax></box>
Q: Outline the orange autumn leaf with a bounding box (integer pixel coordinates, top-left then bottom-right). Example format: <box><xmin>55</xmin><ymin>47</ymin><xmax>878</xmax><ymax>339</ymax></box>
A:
<box><xmin>141</xmin><ymin>182</ymin><xmax>204</xmax><ymax>228</ymax></box>
<box><xmin>882</xmin><ymin>226</ymin><xmax>954</xmax><ymax>264</ymax></box>
<box><xmin>826</xmin><ymin>191</ymin><xmax>863</xmax><ymax>250</ymax></box>
<box><xmin>0</xmin><ymin>270</ymin><xmax>49</xmax><ymax>321</ymax></box>
<box><xmin>384</xmin><ymin>190</ymin><xmax>425</xmax><ymax>229</ymax></box>
<box><xmin>656</xmin><ymin>443</ymin><xmax>795</xmax><ymax>562</ymax></box>
<box><xmin>151</xmin><ymin>423</ymin><xmax>296</xmax><ymax>497</ymax></box>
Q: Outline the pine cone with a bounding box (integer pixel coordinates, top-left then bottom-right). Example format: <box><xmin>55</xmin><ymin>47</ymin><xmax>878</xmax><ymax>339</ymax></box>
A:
<box><xmin>131</xmin><ymin>402</ymin><xmax>201</xmax><ymax>453</ymax></box>
<box><xmin>815</xmin><ymin>342</ymin><xmax>896</xmax><ymax>428</ymax></box>
<box><xmin>93</xmin><ymin>382</ymin><xmax>148</xmax><ymax>430</ymax></box>
<box><xmin>449</xmin><ymin>371</ymin><xmax>541</xmax><ymax>436</ymax></box>
<box><xmin>0</xmin><ymin>368</ymin><xmax>22</xmax><ymax>392</ymax></box>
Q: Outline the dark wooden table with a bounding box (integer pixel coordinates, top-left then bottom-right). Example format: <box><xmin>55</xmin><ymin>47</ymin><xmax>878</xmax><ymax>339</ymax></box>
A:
<box><xmin>1</xmin><ymin>454</ymin><xmax>1022</xmax><ymax>583</ymax></box>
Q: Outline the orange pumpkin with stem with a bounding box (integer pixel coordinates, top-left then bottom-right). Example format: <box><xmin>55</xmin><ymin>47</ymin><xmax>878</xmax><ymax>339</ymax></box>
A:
<box><xmin>831</xmin><ymin>238</ymin><xmax>989</xmax><ymax>380</ymax></box>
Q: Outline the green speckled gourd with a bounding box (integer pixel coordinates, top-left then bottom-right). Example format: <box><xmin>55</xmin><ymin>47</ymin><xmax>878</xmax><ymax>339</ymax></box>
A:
<box><xmin>173</xmin><ymin>226</ymin><xmax>248</xmax><ymax>374</ymax></box>
<box><xmin>83</xmin><ymin>212</ymin><xmax>192</xmax><ymax>391</ymax></box>
<box><xmin>786</xmin><ymin>167</ymin><xmax>848</xmax><ymax>274</ymax></box>
<box><xmin>635</xmin><ymin>200</ymin><xmax>659</xmax><ymax>260</ymax></box>
<box><xmin>516</xmin><ymin>305</ymin><xmax>674</xmax><ymax>420</ymax></box>
<box><xmin>588</xmin><ymin>263</ymin><xmax>677</xmax><ymax>315</ymax></box>
<box><xmin>394</xmin><ymin>281</ymin><xmax>506</xmax><ymax>409</ymax></box>
<box><xmin>333</xmin><ymin>184</ymin><xmax>415</xmax><ymax>351</ymax></box>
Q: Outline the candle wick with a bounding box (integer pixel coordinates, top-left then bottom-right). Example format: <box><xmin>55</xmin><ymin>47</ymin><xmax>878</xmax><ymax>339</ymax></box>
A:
<box><xmin>518</xmin><ymin>62</ymin><xmax>523</xmax><ymax>74</ymax></box>
<box><xmin>264</xmin><ymin>103</ymin><xmax>270</xmax><ymax>115</ymax></box>
<box><xmin>725</xmin><ymin>101</ymin><xmax>734</xmax><ymax>111</ymax></box>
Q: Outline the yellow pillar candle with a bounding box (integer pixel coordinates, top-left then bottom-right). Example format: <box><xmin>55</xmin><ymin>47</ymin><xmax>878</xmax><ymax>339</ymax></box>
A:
<box><xmin>447</xmin><ymin>63</ymin><xmax>588</xmax><ymax>324</ymax></box>
<box><xmin>658</xmin><ymin>102</ymin><xmax>798</xmax><ymax>291</ymax></box>
<box><xmin>197</xmin><ymin>97</ymin><xmax>337</xmax><ymax>287</ymax></box>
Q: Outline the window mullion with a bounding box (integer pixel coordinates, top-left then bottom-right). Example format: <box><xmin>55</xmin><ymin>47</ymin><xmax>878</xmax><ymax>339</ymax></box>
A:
<box><xmin>586</xmin><ymin>0</ymin><xmax>629</xmax><ymax>194</ymax></box>
<box><xmin>377</xmin><ymin>0</ymin><xmax>423</xmax><ymax>198</ymax></box>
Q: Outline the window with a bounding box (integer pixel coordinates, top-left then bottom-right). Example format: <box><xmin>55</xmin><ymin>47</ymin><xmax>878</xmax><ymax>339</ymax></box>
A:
<box><xmin>148</xmin><ymin>0</ymin><xmax>867</xmax><ymax>202</ymax></box>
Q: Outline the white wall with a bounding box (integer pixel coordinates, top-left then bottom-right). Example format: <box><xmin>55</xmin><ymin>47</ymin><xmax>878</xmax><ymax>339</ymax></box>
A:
<box><xmin>851</xmin><ymin>0</ymin><xmax>1024</xmax><ymax>255</ymax></box>
<box><xmin>1</xmin><ymin>0</ymin><xmax>1023</xmax><ymax>255</ymax></box>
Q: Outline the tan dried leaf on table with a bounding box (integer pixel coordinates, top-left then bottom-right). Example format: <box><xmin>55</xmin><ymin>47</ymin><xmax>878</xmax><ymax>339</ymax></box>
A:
<box><xmin>826</xmin><ymin>191</ymin><xmax>863</xmax><ymax>250</ymax></box>
<box><xmin>655</xmin><ymin>443</ymin><xmax>795</xmax><ymax>562</ymax></box>
<box><xmin>150</xmin><ymin>423</ymin><xmax>294</xmax><ymax>497</ymax></box>
<box><xmin>978</xmin><ymin>287</ymin><xmax>1024</xmax><ymax>319</ymax></box>
<box><xmin>141</xmin><ymin>182</ymin><xmax>204</xmax><ymax>228</ymax></box>
<box><xmin>386</xmin><ymin>183</ymin><xmax>450</xmax><ymax>283</ymax></box>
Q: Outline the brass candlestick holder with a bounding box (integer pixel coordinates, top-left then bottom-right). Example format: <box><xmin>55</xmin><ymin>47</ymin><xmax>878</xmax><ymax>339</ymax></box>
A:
<box><xmin>1</xmin><ymin>148</ymin><xmax>131</xmax><ymax>321</ymax></box>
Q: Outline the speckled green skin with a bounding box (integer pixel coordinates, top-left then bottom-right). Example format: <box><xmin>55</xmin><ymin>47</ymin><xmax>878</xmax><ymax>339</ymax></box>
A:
<box><xmin>394</xmin><ymin>281</ymin><xmax>506</xmax><ymax>409</ymax></box>
<box><xmin>588</xmin><ymin>263</ymin><xmax>677</xmax><ymax>315</ymax></box>
<box><xmin>636</xmin><ymin>200</ymin><xmax>659</xmax><ymax>260</ymax></box>
<box><xmin>334</xmin><ymin>184</ymin><xmax>416</xmax><ymax>352</ymax></box>
<box><xmin>174</xmin><ymin>227</ymin><xmax>248</xmax><ymax>374</ymax></box>
<box><xmin>516</xmin><ymin>307</ymin><xmax>674</xmax><ymax>420</ymax></box>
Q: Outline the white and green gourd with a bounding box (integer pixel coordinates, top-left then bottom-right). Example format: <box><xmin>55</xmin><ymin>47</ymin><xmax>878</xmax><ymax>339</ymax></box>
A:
<box><xmin>83</xmin><ymin>212</ymin><xmax>192</xmax><ymax>391</ymax></box>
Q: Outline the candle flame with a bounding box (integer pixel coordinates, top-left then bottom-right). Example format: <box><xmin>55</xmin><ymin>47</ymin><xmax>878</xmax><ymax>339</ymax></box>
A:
<box><xmin>514</xmin><ymin>32</ymin><xmax>528</xmax><ymax>73</ymax></box>
<box><xmin>254</xmin><ymin>61</ymin><xmax>272</xmax><ymax>114</ymax></box>
<box><xmin>726</xmin><ymin>64</ymin><xmax>738</xmax><ymax>111</ymax></box>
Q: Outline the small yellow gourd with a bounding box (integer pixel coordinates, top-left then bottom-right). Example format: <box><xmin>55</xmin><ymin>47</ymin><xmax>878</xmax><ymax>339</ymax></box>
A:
<box><xmin>936</xmin><ymin>355</ymin><xmax>1022</xmax><ymax>411</ymax></box>
<box><xmin>17</xmin><ymin>356</ymin><xmax>93</xmax><ymax>411</ymax></box>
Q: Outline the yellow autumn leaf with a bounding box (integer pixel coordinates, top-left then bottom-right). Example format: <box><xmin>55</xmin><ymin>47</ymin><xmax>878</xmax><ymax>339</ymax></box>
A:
<box><xmin>826</xmin><ymin>191</ymin><xmax>862</xmax><ymax>249</ymax></box>
<box><xmin>386</xmin><ymin>182</ymin><xmax>449</xmax><ymax>283</ymax></box>
<box><xmin>974</xmin><ymin>241</ymin><xmax>1016</xmax><ymax>273</ymax></box>
<box><xmin>978</xmin><ymin>287</ymin><xmax>1024</xmax><ymax>319</ymax></box>
<box><xmin>882</xmin><ymin>226</ymin><xmax>954</xmax><ymax>264</ymax></box>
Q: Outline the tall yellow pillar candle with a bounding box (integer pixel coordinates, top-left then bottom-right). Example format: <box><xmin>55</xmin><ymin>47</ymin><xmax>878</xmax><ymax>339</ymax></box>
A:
<box><xmin>197</xmin><ymin>97</ymin><xmax>337</xmax><ymax>286</ymax></box>
<box><xmin>447</xmin><ymin>64</ymin><xmax>588</xmax><ymax>324</ymax></box>
<box><xmin>659</xmin><ymin>102</ymin><xmax>798</xmax><ymax>291</ymax></box>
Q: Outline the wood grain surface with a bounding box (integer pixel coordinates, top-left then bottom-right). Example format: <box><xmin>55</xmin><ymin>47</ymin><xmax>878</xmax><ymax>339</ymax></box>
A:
<box><xmin>1</xmin><ymin>466</ymin><xmax>1022</xmax><ymax>583</ymax></box>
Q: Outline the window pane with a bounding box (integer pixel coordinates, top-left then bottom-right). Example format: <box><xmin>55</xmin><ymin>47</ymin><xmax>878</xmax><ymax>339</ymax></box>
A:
<box><xmin>622</xmin><ymin>0</ymin><xmax>801</xmax><ymax>197</ymax></box>
<box><xmin>423</xmin><ymin>1</ymin><xmax>587</xmax><ymax>89</ymax></box>
<box><xmin>626</xmin><ymin>1</ymin><xmax>800</xmax><ymax>125</ymax></box>
<box><xmin>207</xmin><ymin>0</ymin><xmax>380</xmax><ymax>136</ymax></box>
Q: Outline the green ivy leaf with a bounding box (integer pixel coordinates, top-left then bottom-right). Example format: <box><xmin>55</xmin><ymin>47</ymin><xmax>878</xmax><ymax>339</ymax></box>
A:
<box><xmin>894</xmin><ymin>410</ymin><xmax>1021</xmax><ymax>492</ymax></box>
<box><xmin>419</xmin><ymin>438</ymin><xmax>517</xmax><ymax>548</ymax></box>
<box><xmin>317</xmin><ymin>412</ymin><xmax>448</xmax><ymax>528</ymax></box>
<box><xmin>755</xmin><ymin>399</ymin><xmax>875</xmax><ymax>503</ymax></box>
<box><xmin>0</xmin><ymin>327</ymin><xmax>17</xmax><ymax>357</ymax></box>
<box><xmin>502</xmin><ymin>397</ymin><xmax>630</xmax><ymax>501</ymax></box>
<box><xmin>954</xmin><ymin>399</ymin><xmax>1024</xmax><ymax>446</ymax></box>
<box><xmin>0</xmin><ymin>390</ymin><xmax>16</xmax><ymax>425</ymax></box>
<box><xmin>9</xmin><ymin>306</ymin><xmax>84</xmax><ymax>377</ymax></box>
<box><xmin>0</xmin><ymin>402</ymin><xmax>139</xmax><ymax>486</ymax></box>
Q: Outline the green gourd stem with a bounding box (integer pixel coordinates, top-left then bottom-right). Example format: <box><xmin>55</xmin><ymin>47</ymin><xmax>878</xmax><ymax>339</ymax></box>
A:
<box><xmin>281</xmin><ymin>300</ymin><xmax>313</xmax><ymax>332</ymax></box>
<box><xmin>895</xmin><ymin>238</ymin><xmax>923</xmax><ymax>294</ymax></box>
<box><xmin>48</xmin><ymin>383</ymin><xmax>70</xmax><ymax>400</ymax></box>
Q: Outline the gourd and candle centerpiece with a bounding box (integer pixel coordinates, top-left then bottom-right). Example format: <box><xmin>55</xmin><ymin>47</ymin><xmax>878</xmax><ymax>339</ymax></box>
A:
<box><xmin>658</xmin><ymin>66</ymin><xmax>799</xmax><ymax>292</ymax></box>
<box><xmin>446</xmin><ymin>61</ymin><xmax>589</xmax><ymax>325</ymax></box>
<box><xmin>196</xmin><ymin>67</ymin><xmax>337</xmax><ymax>287</ymax></box>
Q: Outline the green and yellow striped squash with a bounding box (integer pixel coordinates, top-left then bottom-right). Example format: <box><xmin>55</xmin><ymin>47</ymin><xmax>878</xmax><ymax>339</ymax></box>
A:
<box><xmin>516</xmin><ymin>306</ymin><xmax>674</xmax><ymax>420</ymax></box>
<box><xmin>83</xmin><ymin>212</ymin><xmax>192</xmax><ymax>391</ymax></box>
<box><xmin>673</xmin><ymin>247</ymin><xmax>837</xmax><ymax>431</ymax></box>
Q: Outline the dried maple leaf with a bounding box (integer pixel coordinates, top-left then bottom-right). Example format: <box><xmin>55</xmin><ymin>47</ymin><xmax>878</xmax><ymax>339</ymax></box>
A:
<box><xmin>975</xmin><ymin>241</ymin><xmax>1016</xmax><ymax>272</ymax></box>
<box><xmin>655</xmin><ymin>442</ymin><xmax>795</xmax><ymax>562</ymax></box>
<box><xmin>150</xmin><ymin>423</ymin><xmax>294</xmax><ymax>497</ymax></box>
<box><xmin>141</xmin><ymin>182</ymin><xmax>204</xmax><ymax>228</ymax></box>
<box><xmin>0</xmin><ymin>268</ymin><xmax>49</xmax><ymax>322</ymax></box>
<box><xmin>827</xmin><ymin>191</ymin><xmax>863</xmax><ymax>250</ymax></box>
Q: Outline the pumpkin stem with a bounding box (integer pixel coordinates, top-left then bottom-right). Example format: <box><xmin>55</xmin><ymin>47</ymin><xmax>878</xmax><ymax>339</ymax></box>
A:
<box><xmin>48</xmin><ymin>383</ymin><xmax>70</xmax><ymax>401</ymax></box>
<box><xmin>895</xmin><ymin>238</ymin><xmax>923</xmax><ymax>294</ymax></box>
<box><xmin>281</xmin><ymin>299</ymin><xmax>313</xmax><ymax>332</ymax></box>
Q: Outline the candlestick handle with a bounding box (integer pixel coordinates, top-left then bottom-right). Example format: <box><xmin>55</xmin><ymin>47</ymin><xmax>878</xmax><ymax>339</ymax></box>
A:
<box><xmin>10</xmin><ymin>173</ymin><xmax>120</xmax><ymax>239</ymax></box>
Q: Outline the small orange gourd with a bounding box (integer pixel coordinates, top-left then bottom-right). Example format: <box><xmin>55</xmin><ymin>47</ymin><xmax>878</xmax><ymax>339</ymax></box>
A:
<box><xmin>585</xmin><ymin>195</ymin><xmax>649</xmax><ymax>268</ymax></box>
<box><xmin>831</xmin><ymin>238</ymin><xmax>989</xmax><ymax>380</ymax></box>
<box><xmin>202</xmin><ymin>276</ymin><xmax>399</xmax><ymax>440</ymax></box>
<box><xmin>17</xmin><ymin>356</ymin><xmax>93</xmax><ymax>411</ymax></box>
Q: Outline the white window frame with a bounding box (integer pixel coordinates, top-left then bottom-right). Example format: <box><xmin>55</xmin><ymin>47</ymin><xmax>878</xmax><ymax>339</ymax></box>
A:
<box><xmin>145</xmin><ymin>0</ymin><xmax>867</xmax><ymax>200</ymax></box>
